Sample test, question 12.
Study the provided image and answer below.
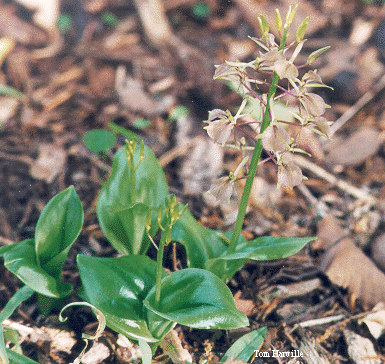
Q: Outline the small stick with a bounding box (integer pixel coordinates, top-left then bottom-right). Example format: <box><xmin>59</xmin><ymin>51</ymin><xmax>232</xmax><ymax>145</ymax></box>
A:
<box><xmin>296</xmin><ymin>314</ymin><xmax>346</xmax><ymax>328</ymax></box>
<box><xmin>293</xmin><ymin>155</ymin><xmax>377</xmax><ymax>204</ymax></box>
<box><xmin>330</xmin><ymin>72</ymin><xmax>385</xmax><ymax>137</ymax></box>
<box><xmin>159</xmin><ymin>136</ymin><xmax>201</xmax><ymax>167</ymax></box>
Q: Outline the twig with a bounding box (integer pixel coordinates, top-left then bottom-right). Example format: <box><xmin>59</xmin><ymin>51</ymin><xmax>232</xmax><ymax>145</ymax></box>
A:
<box><xmin>296</xmin><ymin>314</ymin><xmax>346</xmax><ymax>328</ymax></box>
<box><xmin>330</xmin><ymin>72</ymin><xmax>385</xmax><ymax>137</ymax></box>
<box><xmin>132</xmin><ymin>0</ymin><xmax>173</xmax><ymax>48</ymax></box>
<box><xmin>293</xmin><ymin>155</ymin><xmax>377</xmax><ymax>204</ymax></box>
<box><xmin>158</xmin><ymin>136</ymin><xmax>201</xmax><ymax>167</ymax></box>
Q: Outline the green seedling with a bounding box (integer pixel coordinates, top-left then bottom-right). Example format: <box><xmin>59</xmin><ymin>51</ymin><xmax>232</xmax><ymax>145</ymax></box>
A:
<box><xmin>0</xmin><ymin>187</ymin><xmax>83</xmax><ymax>363</ymax></box>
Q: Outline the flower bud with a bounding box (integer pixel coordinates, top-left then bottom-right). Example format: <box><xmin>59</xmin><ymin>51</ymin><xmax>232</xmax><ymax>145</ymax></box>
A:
<box><xmin>284</xmin><ymin>4</ymin><xmax>298</xmax><ymax>30</ymax></box>
<box><xmin>258</xmin><ymin>15</ymin><xmax>269</xmax><ymax>39</ymax></box>
<box><xmin>275</xmin><ymin>9</ymin><xmax>282</xmax><ymax>32</ymax></box>
<box><xmin>306</xmin><ymin>46</ymin><xmax>330</xmax><ymax>65</ymax></box>
<box><xmin>296</xmin><ymin>17</ymin><xmax>308</xmax><ymax>43</ymax></box>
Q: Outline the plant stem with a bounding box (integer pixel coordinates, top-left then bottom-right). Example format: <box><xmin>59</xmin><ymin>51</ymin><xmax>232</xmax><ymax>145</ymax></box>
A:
<box><xmin>155</xmin><ymin>228</ymin><xmax>167</xmax><ymax>305</ymax></box>
<box><xmin>228</xmin><ymin>30</ymin><xmax>288</xmax><ymax>254</ymax></box>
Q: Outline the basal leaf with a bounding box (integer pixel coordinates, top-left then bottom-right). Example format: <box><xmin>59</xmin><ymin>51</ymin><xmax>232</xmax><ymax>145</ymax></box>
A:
<box><xmin>216</xmin><ymin>236</ymin><xmax>315</xmax><ymax>261</ymax></box>
<box><xmin>171</xmin><ymin>210</ymin><xmax>228</xmax><ymax>268</ymax></box>
<box><xmin>1</xmin><ymin>240</ymin><xmax>72</xmax><ymax>298</ymax></box>
<box><xmin>144</xmin><ymin>268</ymin><xmax>249</xmax><ymax>330</ymax></box>
<box><xmin>97</xmin><ymin>145</ymin><xmax>168</xmax><ymax>255</ymax></box>
<box><xmin>171</xmin><ymin>210</ymin><xmax>247</xmax><ymax>280</ymax></box>
<box><xmin>35</xmin><ymin>186</ymin><xmax>83</xmax><ymax>278</ymax></box>
<box><xmin>220</xmin><ymin>327</ymin><xmax>267</xmax><ymax>363</ymax></box>
<box><xmin>77</xmin><ymin>255</ymin><xmax>172</xmax><ymax>342</ymax></box>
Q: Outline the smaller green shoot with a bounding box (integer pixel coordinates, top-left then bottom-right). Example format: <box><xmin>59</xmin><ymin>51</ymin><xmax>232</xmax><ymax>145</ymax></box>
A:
<box><xmin>82</xmin><ymin>129</ymin><xmax>116</xmax><ymax>154</ymax></box>
<box><xmin>133</xmin><ymin>118</ymin><xmax>150</xmax><ymax>129</ymax></box>
<box><xmin>168</xmin><ymin>105</ymin><xmax>189</xmax><ymax>122</ymax></box>
<box><xmin>102</xmin><ymin>11</ymin><xmax>120</xmax><ymax>27</ymax></box>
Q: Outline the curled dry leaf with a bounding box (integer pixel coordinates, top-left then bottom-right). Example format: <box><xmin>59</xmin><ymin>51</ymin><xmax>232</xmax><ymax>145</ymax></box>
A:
<box><xmin>30</xmin><ymin>143</ymin><xmax>66</xmax><ymax>184</ymax></box>
<box><xmin>326</xmin><ymin>128</ymin><xmax>382</xmax><ymax>166</ymax></box>
<box><xmin>371</xmin><ymin>233</ymin><xmax>385</xmax><ymax>273</ymax></box>
<box><xmin>358</xmin><ymin>303</ymin><xmax>385</xmax><ymax>340</ymax></box>
<box><xmin>343</xmin><ymin>330</ymin><xmax>381</xmax><ymax>364</ymax></box>
<box><xmin>318</xmin><ymin>216</ymin><xmax>385</xmax><ymax>309</ymax></box>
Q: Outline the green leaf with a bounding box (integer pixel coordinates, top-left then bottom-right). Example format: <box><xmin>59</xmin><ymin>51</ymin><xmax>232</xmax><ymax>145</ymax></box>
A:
<box><xmin>35</xmin><ymin>186</ymin><xmax>83</xmax><ymax>278</ymax></box>
<box><xmin>0</xmin><ymin>85</ymin><xmax>24</xmax><ymax>102</ymax></box>
<box><xmin>220</xmin><ymin>327</ymin><xmax>267</xmax><ymax>363</ymax></box>
<box><xmin>77</xmin><ymin>254</ymin><xmax>172</xmax><ymax>342</ymax></box>
<box><xmin>144</xmin><ymin>268</ymin><xmax>249</xmax><ymax>330</ymax></box>
<box><xmin>213</xmin><ymin>236</ymin><xmax>315</xmax><ymax>261</ymax></box>
<box><xmin>108</xmin><ymin>122</ymin><xmax>140</xmax><ymax>142</ymax></box>
<box><xmin>171</xmin><ymin>210</ymin><xmax>246</xmax><ymax>280</ymax></box>
<box><xmin>132</xmin><ymin>118</ymin><xmax>150</xmax><ymax>130</ymax></box>
<box><xmin>82</xmin><ymin>129</ymin><xmax>116</xmax><ymax>153</ymax></box>
<box><xmin>5</xmin><ymin>348</ymin><xmax>39</xmax><ymax>364</ymax></box>
<box><xmin>171</xmin><ymin>210</ymin><xmax>228</xmax><ymax>268</ymax></box>
<box><xmin>0</xmin><ymin>286</ymin><xmax>34</xmax><ymax>323</ymax></box>
<box><xmin>0</xmin><ymin>326</ymin><xmax>8</xmax><ymax>364</ymax></box>
<box><xmin>97</xmin><ymin>145</ymin><xmax>168</xmax><ymax>255</ymax></box>
<box><xmin>1</xmin><ymin>240</ymin><xmax>72</xmax><ymax>298</ymax></box>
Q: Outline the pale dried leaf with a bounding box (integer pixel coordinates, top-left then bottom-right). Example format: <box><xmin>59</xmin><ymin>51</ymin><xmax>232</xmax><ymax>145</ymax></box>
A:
<box><xmin>320</xmin><ymin>237</ymin><xmax>385</xmax><ymax>309</ymax></box>
<box><xmin>115</xmin><ymin>66</ymin><xmax>174</xmax><ymax>116</ymax></box>
<box><xmin>343</xmin><ymin>330</ymin><xmax>381</xmax><ymax>364</ymax></box>
<box><xmin>371</xmin><ymin>233</ymin><xmax>385</xmax><ymax>273</ymax></box>
<box><xmin>234</xmin><ymin>291</ymin><xmax>257</xmax><ymax>317</ymax></box>
<box><xmin>326</xmin><ymin>128</ymin><xmax>382</xmax><ymax>166</ymax></box>
<box><xmin>316</xmin><ymin>214</ymin><xmax>348</xmax><ymax>250</ymax></box>
<box><xmin>180</xmin><ymin>137</ymin><xmax>223</xmax><ymax>196</ymax></box>
<box><xmin>15</xmin><ymin>0</ymin><xmax>59</xmax><ymax>30</ymax></box>
<box><xmin>358</xmin><ymin>304</ymin><xmax>385</xmax><ymax>340</ymax></box>
<box><xmin>0</xmin><ymin>97</ymin><xmax>19</xmax><ymax>124</ymax></box>
<box><xmin>81</xmin><ymin>342</ymin><xmax>111</xmax><ymax>364</ymax></box>
<box><xmin>30</xmin><ymin>144</ymin><xmax>66</xmax><ymax>183</ymax></box>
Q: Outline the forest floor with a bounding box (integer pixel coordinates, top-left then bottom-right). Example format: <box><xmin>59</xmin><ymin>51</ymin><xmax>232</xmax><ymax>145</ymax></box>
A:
<box><xmin>0</xmin><ymin>0</ymin><xmax>385</xmax><ymax>363</ymax></box>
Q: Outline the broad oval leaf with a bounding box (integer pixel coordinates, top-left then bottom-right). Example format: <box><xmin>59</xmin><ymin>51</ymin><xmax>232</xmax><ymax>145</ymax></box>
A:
<box><xmin>171</xmin><ymin>210</ymin><xmax>246</xmax><ymax>281</ymax></box>
<box><xmin>97</xmin><ymin>145</ymin><xmax>168</xmax><ymax>255</ymax></box>
<box><xmin>2</xmin><ymin>239</ymin><xmax>72</xmax><ymax>298</ymax></box>
<box><xmin>171</xmin><ymin>210</ymin><xmax>228</xmax><ymax>268</ymax></box>
<box><xmin>35</xmin><ymin>186</ymin><xmax>83</xmax><ymax>278</ymax></box>
<box><xmin>215</xmin><ymin>236</ymin><xmax>315</xmax><ymax>261</ymax></box>
<box><xmin>144</xmin><ymin>268</ymin><xmax>249</xmax><ymax>330</ymax></box>
<box><xmin>77</xmin><ymin>254</ymin><xmax>172</xmax><ymax>342</ymax></box>
<box><xmin>82</xmin><ymin>129</ymin><xmax>116</xmax><ymax>153</ymax></box>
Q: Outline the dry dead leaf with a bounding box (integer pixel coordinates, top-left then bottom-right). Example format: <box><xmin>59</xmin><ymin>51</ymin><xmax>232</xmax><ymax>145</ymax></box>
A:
<box><xmin>30</xmin><ymin>144</ymin><xmax>66</xmax><ymax>183</ymax></box>
<box><xmin>0</xmin><ymin>6</ymin><xmax>47</xmax><ymax>46</ymax></box>
<box><xmin>115</xmin><ymin>66</ymin><xmax>174</xmax><ymax>116</ymax></box>
<box><xmin>326</xmin><ymin>128</ymin><xmax>382</xmax><ymax>166</ymax></box>
<box><xmin>371</xmin><ymin>234</ymin><xmax>385</xmax><ymax>273</ymax></box>
<box><xmin>319</xmin><ymin>233</ymin><xmax>385</xmax><ymax>309</ymax></box>
<box><xmin>314</xmin><ymin>214</ymin><xmax>348</xmax><ymax>250</ymax></box>
<box><xmin>0</xmin><ymin>97</ymin><xmax>19</xmax><ymax>124</ymax></box>
<box><xmin>15</xmin><ymin>0</ymin><xmax>59</xmax><ymax>30</ymax></box>
<box><xmin>343</xmin><ymin>330</ymin><xmax>381</xmax><ymax>364</ymax></box>
<box><xmin>358</xmin><ymin>303</ymin><xmax>385</xmax><ymax>340</ymax></box>
<box><xmin>234</xmin><ymin>291</ymin><xmax>257</xmax><ymax>317</ymax></box>
<box><xmin>180</xmin><ymin>137</ymin><xmax>223</xmax><ymax>197</ymax></box>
